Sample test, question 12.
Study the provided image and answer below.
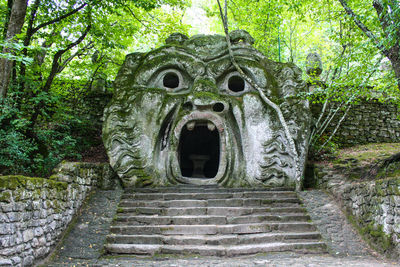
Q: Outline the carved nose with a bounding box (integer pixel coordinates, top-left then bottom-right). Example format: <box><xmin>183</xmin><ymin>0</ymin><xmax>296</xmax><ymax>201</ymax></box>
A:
<box><xmin>183</xmin><ymin>100</ymin><xmax>227</xmax><ymax>113</ymax></box>
<box><xmin>192</xmin><ymin>78</ymin><xmax>218</xmax><ymax>94</ymax></box>
<box><xmin>212</xmin><ymin>102</ymin><xmax>226</xmax><ymax>112</ymax></box>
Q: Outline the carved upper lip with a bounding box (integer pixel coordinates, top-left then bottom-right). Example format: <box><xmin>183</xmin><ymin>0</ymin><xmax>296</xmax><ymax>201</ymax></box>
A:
<box><xmin>174</xmin><ymin>111</ymin><xmax>225</xmax><ymax>139</ymax></box>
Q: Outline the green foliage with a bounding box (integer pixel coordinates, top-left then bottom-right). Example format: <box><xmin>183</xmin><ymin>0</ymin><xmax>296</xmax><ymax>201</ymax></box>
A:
<box><xmin>309</xmin><ymin>133</ymin><xmax>339</xmax><ymax>160</ymax></box>
<box><xmin>0</xmin><ymin>90</ymin><xmax>94</xmax><ymax>176</ymax></box>
<box><xmin>1</xmin><ymin>0</ymin><xmax>399</xmax><ymax>177</ymax></box>
<box><xmin>0</xmin><ymin>0</ymin><xmax>190</xmax><ymax>176</ymax></box>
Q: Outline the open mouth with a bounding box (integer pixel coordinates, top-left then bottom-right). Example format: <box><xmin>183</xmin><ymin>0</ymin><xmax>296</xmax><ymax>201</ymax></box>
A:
<box><xmin>178</xmin><ymin>121</ymin><xmax>220</xmax><ymax>179</ymax></box>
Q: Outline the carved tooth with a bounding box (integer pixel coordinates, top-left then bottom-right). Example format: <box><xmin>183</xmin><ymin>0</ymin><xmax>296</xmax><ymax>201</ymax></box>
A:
<box><xmin>186</xmin><ymin>121</ymin><xmax>195</xmax><ymax>131</ymax></box>
<box><xmin>207</xmin><ymin>122</ymin><xmax>216</xmax><ymax>131</ymax></box>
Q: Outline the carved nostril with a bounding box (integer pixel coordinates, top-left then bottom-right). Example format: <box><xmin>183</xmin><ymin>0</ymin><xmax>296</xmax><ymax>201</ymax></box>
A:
<box><xmin>182</xmin><ymin>102</ymin><xmax>193</xmax><ymax>111</ymax></box>
<box><xmin>212</xmin><ymin>102</ymin><xmax>225</xmax><ymax>112</ymax></box>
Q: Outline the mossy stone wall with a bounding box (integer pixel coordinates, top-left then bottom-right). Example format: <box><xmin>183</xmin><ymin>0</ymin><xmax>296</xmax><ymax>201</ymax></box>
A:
<box><xmin>0</xmin><ymin>162</ymin><xmax>118</xmax><ymax>266</ymax></box>
<box><xmin>312</xmin><ymin>99</ymin><xmax>400</xmax><ymax>146</ymax></box>
<box><xmin>313</xmin><ymin>165</ymin><xmax>400</xmax><ymax>258</ymax></box>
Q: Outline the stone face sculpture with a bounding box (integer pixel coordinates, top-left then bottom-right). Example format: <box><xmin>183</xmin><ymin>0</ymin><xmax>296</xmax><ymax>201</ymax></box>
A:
<box><xmin>103</xmin><ymin>30</ymin><xmax>311</xmax><ymax>188</ymax></box>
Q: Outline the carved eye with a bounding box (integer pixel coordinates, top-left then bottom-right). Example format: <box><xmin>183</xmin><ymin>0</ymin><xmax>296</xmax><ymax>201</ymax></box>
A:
<box><xmin>152</xmin><ymin>69</ymin><xmax>190</xmax><ymax>93</ymax></box>
<box><xmin>163</xmin><ymin>72</ymin><xmax>180</xmax><ymax>89</ymax></box>
<box><xmin>228</xmin><ymin>75</ymin><xmax>245</xmax><ymax>92</ymax></box>
<box><xmin>219</xmin><ymin>71</ymin><xmax>250</xmax><ymax>95</ymax></box>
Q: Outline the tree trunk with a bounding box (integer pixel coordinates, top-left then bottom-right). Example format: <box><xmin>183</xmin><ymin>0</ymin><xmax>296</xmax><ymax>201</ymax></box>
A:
<box><xmin>388</xmin><ymin>45</ymin><xmax>400</xmax><ymax>91</ymax></box>
<box><xmin>0</xmin><ymin>0</ymin><xmax>28</xmax><ymax>99</ymax></box>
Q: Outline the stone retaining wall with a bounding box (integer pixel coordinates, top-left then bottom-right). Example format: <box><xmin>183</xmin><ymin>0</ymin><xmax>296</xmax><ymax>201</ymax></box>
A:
<box><xmin>313</xmin><ymin>165</ymin><xmax>400</xmax><ymax>257</ymax></box>
<box><xmin>312</xmin><ymin>99</ymin><xmax>400</xmax><ymax>146</ymax></box>
<box><xmin>0</xmin><ymin>162</ymin><xmax>118</xmax><ymax>266</ymax></box>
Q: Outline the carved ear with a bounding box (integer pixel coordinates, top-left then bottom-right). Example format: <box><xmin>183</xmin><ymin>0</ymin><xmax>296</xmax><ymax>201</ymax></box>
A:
<box><xmin>113</xmin><ymin>52</ymin><xmax>144</xmax><ymax>91</ymax></box>
<box><xmin>229</xmin><ymin>30</ymin><xmax>255</xmax><ymax>45</ymax></box>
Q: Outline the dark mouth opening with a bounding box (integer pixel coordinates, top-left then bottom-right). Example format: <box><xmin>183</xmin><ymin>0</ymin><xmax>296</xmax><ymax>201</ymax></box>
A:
<box><xmin>178</xmin><ymin>121</ymin><xmax>220</xmax><ymax>179</ymax></box>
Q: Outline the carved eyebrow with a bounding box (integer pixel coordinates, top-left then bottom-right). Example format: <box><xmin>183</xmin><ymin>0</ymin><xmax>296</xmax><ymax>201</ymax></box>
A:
<box><xmin>207</xmin><ymin>55</ymin><xmax>265</xmax><ymax>79</ymax></box>
<box><xmin>133</xmin><ymin>52</ymin><xmax>206</xmax><ymax>85</ymax></box>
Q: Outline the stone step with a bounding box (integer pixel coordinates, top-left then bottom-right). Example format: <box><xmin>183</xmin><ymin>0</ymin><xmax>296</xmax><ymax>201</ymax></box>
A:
<box><xmin>105</xmin><ymin>187</ymin><xmax>326</xmax><ymax>256</ymax></box>
<box><xmin>121</xmin><ymin>191</ymin><xmax>298</xmax><ymax>201</ymax></box>
<box><xmin>110</xmin><ymin>222</ymin><xmax>317</xmax><ymax>235</ymax></box>
<box><xmin>113</xmin><ymin>214</ymin><xmax>311</xmax><ymax>225</ymax></box>
<box><xmin>117</xmin><ymin>206</ymin><xmax>307</xmax><ymax>216</ymax></box>
<box><xmin>105</xmin><ymin>241</ymin><xmax>326</xmax><ymax>256</ymax></box>
<box><xmin>106</xmin><ymin>232</ymin><xmax>322</xmax><ymax>246</ymax></box>
<box><xmin>124</xmin><ymin>186</ymin><xmax>294</xmax><ymax>194</ymax></box>
<box><xmin>118</xmin><ymin>197</ymin><xmax>301</xmax><ymax>208</ymax></box>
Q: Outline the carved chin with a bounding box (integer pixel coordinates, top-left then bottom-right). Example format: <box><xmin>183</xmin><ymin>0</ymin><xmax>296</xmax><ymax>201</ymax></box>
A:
<box><xmin>168</xmin><ymin>111</ymin><xmax>229</xmax><ymax>185</ymax></box>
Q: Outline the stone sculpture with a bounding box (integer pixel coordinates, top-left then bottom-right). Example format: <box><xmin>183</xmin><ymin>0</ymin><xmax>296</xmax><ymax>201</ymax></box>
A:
<box><xmin>306</xmin><ymin>52</ymin><xmax>323</xmax><ymax>78</ymax></box>
<box><xmin>103</xmin><ymin>30</ymin><xmax>311</xmax><ymax>188</ymax></box>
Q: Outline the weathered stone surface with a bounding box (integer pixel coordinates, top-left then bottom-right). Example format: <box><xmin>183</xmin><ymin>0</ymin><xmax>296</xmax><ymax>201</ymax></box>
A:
<box><xmin>313</xmin><ymin>164</ymin><xmax>400</xmax><ymax>258</ymax></box>
<box><xmin>306</xmin><ymin>53</ymin><xmax>322</xmax><ymax>77</ymax></box>
<box><xmin>103</xmin><ymin>31</ymin><xmax>311</xmax><ymax>188</ymax></box>
<box><xmin>312</xmin><ymin>99</ymin><xmax>400</xmax><ymax>146</ymax></box>
<box><xmin>105</xmin><ymin>186</ymin><xmax>325</xmax><ymax>256</ymax></box>
<box><xmin>43</xmin><ymin>186</ymin><xmax>396</xmax><ymax>267</ymax></box>
<box><xmin>0</xmin><ymin>162</ymin><xmax>119</xmax><ymax>266</ymax></box>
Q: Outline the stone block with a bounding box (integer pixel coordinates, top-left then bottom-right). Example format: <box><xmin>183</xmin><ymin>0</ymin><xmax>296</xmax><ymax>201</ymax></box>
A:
<box><xmin>1</xmin><ymin>204</ymin><xmax>13</xmax><ymax>213</ymax></box>
<box><xmin>0</xmin><ymin>259</ymin><xmax>12</xmax><ymax>266</ymax></box>
<box><xmin>0</xmin><ymin>213</ymin><xmax>9</xmax><ymax>223</ymax></box>
<box><xmin>49</xmin><ymin>221</ymin><xmax>56</xmax><ymax>231</ymax></box>
<box><xmin>7</xmin><ymin>212</ymin><xmax>21</xmax><ymax>222</ymax></box>
<box><xmin>0</xmin><ymin>224</ymin><xmax>14</xmax><ymax>235</ymax></box>
<box><xmin>15</xmin><ymin>244</ymin><xmax>24</xmax><ymax>253</ymax></box>
<box><xmin>32</xmin><ymin>237</ymin><xmax>39</xmax><ymax>248</ymax></box>
<box><xmin>38</xmin><ymin>236</ymin><xmax>46</xmax><ymax>246</ymax></box>
<box><xmin>0</xmin><ymin>247</ymin><xmax>16</xmax><ymax>256</ymax></box>
<box><xmin>0</xmin><ymin>236</ymin><xmax>9</xmax><ymax>247</ymax></box>
<box><xmin>22</xmin><ymin>229</ymin><xmax>34</xmax><ymax>242</ymax></box>
<box><xmin>10</xmin><ymin>256</ymin><xmax>21</xmax><ymax>265</ymax></box>
<box><xmin>34</xmin><ymin>227</ymin><xmax>43</xmax><ymax>237</ymax></box>
<box><xmin>22</xmin><ymin>256</ymin><xmax>34</xmax><ymax>266</ymax></box>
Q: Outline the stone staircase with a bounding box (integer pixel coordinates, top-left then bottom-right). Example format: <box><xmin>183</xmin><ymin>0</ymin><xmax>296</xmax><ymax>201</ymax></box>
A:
<box><xmin>104</xmin><ymin>185</ymin><xmax>326</xmax><ymax>256</ymax></box>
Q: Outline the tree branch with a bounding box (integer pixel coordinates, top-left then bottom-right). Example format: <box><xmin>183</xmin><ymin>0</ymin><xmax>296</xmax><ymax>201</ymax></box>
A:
<box><xmin>338</xmin><ymin>0</ymin><xmax>390</xmax><ymax>57</ymax></box>
<box><xmin>31</xmin><ymin>2</ymin><xmax>88</xmax><ymax>36</ymax></box>
<box><xmin>24</xmin><ymin>0</ymin><xmax>41</xmax><ymax>46</ymax></box>
<box><xmin>58</xmin><ymin>41</ymin><xmax>94</xmax><ymax>73</ymax></box>
<box><xmin>43</xmin><ymin>24</ymin><xmax>91</xmax><ymax>93</ymax></box>
<box><xmin>216</xmin><ymin>0</ymin><xmax>302</xmax><ymax>189</ymax></box>
<box><xmin>373</xmin><ymin>0</ymin><xmax>391</xmax><ymax>36</ymax></box>
<box><xmin>125</xmin><ymin>6</ymin><xmax>153</xmax><ymax>28</ymax></box>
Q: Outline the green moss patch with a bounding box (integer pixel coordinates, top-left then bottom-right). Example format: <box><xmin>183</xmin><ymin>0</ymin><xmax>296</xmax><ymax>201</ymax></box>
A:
<box><xmin>315</xmin><ymin>143</ymin><xmax>400</xmax><ymax>181</ymax></box>
<box><xmin>336</xmin><ymin>143</ymin><xmax>400</xmax><ymax>166</ymax></box>
<box><xmin>0</xmin><ymin>175</ymin><xmax>68</xmax><ymax>191</ymax></box>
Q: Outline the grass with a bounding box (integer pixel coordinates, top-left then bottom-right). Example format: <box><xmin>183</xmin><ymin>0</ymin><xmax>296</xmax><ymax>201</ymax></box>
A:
<box><xmin>335</xmin><ymin>143</ymin><xmax>400</xmax><ymax>166</ymax></box>
<box><xmin>315</xmin><ymin>143</ymin><xmax>400</xmax><ymax>181</ymax></box>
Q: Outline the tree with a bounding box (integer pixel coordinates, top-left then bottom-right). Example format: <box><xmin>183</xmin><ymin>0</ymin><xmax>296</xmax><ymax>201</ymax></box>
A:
<box><xmin>0</xmin><ymin>0</ymin><xmax>190</xmax><ymax>176</ymax></box>
<box><xmin>0</xmin><ymin>0</ymin><xmax>28</xmax><ymax>99</ymax></box>
<box><xmin>338</xmin><ymin>0</ymin><xmax>400</xmax><ymax>90</ymax></box>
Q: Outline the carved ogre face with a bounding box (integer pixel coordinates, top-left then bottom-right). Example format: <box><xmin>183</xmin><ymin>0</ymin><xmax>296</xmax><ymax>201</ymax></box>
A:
<box><xmin>103</xmin><ymin>31</ymin><xmax>311</xmax><ymax>188</ymax></box>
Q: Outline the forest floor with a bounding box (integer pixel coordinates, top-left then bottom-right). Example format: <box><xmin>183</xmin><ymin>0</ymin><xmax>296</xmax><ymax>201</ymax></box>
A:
<box><xmin>314</xmin><ymin>142</ymin><xmax>400</xmax><ymax>181</ymax></box>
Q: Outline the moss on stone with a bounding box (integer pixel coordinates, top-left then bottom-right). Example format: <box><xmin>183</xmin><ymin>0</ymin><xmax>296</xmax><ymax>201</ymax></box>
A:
<box><xmin>0</xmin><ymin>190</ymin><xmax>11</xmax><ymax>202</ymax></box>
<box><xmin>361</xmin><ymin>223</ymin><xmax>394</xmax><ymax>253</ymax></box>
<box><xmin>0</xmin><ymin>175</ymin><xmax>67</xmax><ymax>191</ymax></box>
<box><xmin>347</xmin><ymin>210</ymin><xmax>395</xmax><ymax>256</ymax></box>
